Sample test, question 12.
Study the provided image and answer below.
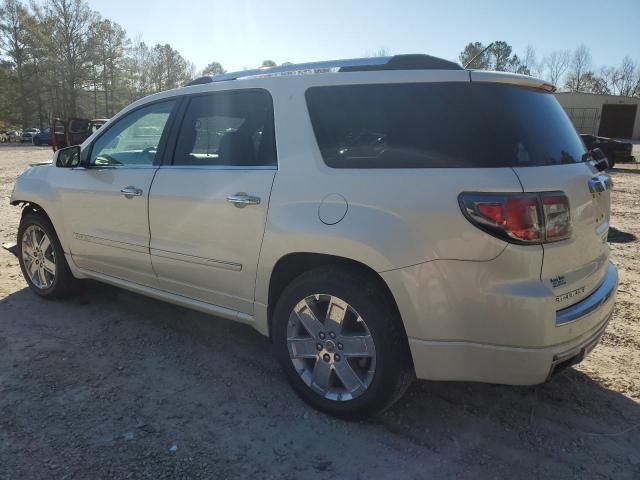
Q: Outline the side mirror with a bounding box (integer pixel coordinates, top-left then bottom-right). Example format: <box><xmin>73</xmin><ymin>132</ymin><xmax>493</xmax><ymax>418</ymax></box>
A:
<box><xmin>55</xmin><ymin>145</ymin><xmax>81</xmax><ymax>168</ymax></box>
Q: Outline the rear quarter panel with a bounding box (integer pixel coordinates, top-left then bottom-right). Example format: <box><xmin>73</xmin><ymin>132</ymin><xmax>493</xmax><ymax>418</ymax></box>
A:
<box><xmin>254</xmin><ymin>73</ymin><xmax>525</xmax><ymax>311</ymax></box>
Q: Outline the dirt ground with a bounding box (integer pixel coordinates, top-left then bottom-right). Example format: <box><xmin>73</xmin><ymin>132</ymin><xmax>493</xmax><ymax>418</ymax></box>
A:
<box><xmin>0</xmin><ymin>145</ymin><xmax>639</xmax><ymax>479</ymax></box>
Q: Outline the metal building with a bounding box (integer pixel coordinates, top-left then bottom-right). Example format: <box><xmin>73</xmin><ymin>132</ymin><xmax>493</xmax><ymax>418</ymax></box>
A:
<box><xmin>554</xmin><ymin>92</ymin><xmax>640</xmax><ymax>140</ymax></box>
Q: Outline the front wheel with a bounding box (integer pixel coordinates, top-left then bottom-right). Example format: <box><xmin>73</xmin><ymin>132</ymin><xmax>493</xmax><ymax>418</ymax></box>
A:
<box><xmin>272</xmin><ymin>266</ymin><xmax>414</xmax><ymax>419</ymax></box>
<box><xmin>17</xmin><ymin>211</ymin><xmax>78</xmax><ymax>299</ymax></box>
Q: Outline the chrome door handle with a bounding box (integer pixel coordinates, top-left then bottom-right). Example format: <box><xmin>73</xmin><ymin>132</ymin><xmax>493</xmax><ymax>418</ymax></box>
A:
<box><xmin>226</xmin><ymin>193</ymin><xmax>261</xmax><ymax>208</ymax></box>
<box><xmin>120</xmin><ymin>186</ymin><xmax>143</xmax><ymax>198</ymax></box>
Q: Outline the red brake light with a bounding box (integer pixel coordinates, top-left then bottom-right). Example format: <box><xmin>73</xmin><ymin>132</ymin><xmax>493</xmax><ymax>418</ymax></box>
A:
<box><xmin>459</xmin><ymin>192</ymin><xmax>571</xmax><ymax>244</ymax></box>
<box><xmin>477</xmin><ymin>203</ymin><xmax>503</xmax><ymax>224</ymax></box>
<box><xmin>505</xmin><ymin>196</ymin><xmax>542</xmax><ymax>241</ymax></box>
<box><xmin>539</xmin><ymin>83</ymin><xmax>556</xmax><ymax>92</ymax></box>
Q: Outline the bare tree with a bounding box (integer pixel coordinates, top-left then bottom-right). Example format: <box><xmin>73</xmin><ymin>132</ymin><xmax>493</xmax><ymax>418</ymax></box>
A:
<box><xmin>542</xmin><ymin>50</ymin><xmax>570</xmax><ymax>88</ymax></box>
<box><xmin>368</xmin><ymin>47</ymin><xmax>390</xmax><ymax>57</ymax></box>
<box><xmin>564</xmin><ymin>45</ymin><xmax>592</xmax><ymax>92</ymax></box>
<box><xmin>522</xmin><ymin>45</ymin><xmax>541</xmax><ymax>77</ymax></box>
<box><xmin>614</xmin><ymin>56</ymin><xmax>640</xmax><ymax>97</ymax></box>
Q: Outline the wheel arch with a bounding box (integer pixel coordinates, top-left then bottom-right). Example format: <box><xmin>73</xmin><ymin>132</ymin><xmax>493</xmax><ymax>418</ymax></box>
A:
<box><xmin>12</xmin><ymin>200</ymin><xmax>53</xmax><ymax>223</ymax></box>
<box><xmin>266</xmin><ymin>252</ymin><xmax>409</xmax><ymax>350</ymax></box>
<box><xmin>11</xmin><ymin>201</ymin><xmax>68</xmax><ymax>252</ymax></box>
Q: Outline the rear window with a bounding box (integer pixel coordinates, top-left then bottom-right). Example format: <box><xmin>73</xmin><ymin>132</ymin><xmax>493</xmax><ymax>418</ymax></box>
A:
<box><xmin>305</xmin><ymin>83</ymin><xmax>586</xmax><ymax>168</ymax></box>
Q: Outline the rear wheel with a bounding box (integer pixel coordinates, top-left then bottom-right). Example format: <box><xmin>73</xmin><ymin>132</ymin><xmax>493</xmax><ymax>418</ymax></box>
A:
<box><xmin>273</xmin><ymin>266</ymin><xmax>414</xmax><ymax>418</ymax></box>
<box><xmin>17</xmin><ymin>212</ymin><xmax>78</xmax><ymax>299</ymax></box>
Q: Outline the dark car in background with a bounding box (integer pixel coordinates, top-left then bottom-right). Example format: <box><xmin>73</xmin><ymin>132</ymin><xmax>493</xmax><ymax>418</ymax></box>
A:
<box><xmin>32</xmin><ymin>129</ymin><xmax>53</xmax><ymax>146</ymax></box>
<box><xmin>580</xmin><ymin>134</ymin><xmax>635</xmax><ymax>168</ymax></box>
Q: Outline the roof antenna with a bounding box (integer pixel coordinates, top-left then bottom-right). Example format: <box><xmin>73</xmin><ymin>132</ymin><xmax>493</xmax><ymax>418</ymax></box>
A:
<box><xmin>464</xmin><ymin>42</ymin><xmax>494</xmax><ymax>69</ymax></box>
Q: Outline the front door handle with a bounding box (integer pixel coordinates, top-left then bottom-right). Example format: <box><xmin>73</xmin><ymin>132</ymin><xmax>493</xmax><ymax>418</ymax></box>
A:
<box><xmin>120</xmin><ymin>186</ymin><xmax>143</xmax><ymax>198</ymax></box>
<box><xmin>226</xmin><ymin>193</ymin><xmax>261</xmax><ymax>208</ymax></box>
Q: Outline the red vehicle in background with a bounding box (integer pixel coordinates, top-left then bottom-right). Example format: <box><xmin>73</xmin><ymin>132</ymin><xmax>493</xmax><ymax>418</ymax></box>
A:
<box><xmin>51</xmin><ymin>118</ymin><xmax>108</xmax><ymax>151</ymax></box>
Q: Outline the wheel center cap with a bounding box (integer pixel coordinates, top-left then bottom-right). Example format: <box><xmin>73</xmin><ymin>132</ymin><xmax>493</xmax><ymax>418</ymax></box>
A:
<box><xmin>324</xmin><ymin>340</ymin><xmax>336</xmax><ymax>353</ymax></box>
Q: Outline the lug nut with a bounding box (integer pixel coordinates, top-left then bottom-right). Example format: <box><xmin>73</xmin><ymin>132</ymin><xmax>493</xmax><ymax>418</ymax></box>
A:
<box><xmin>337</xmin><ymin>342</ymin><xmax>343</xmax><ymax>350</ymax></box>
<box><xmin>335</xmin><ymin>354</ymin><xmax>341</xmax><ymax>361</ymax></box>
<box><xmin>323</xmin><ymin>353</ymin><xmax>330</xmax><ymax>362</ymax></box>
<box><xmin>319</xmin><ymin>332</ymin><xmax>326</xmax><ymax>340</ymax></box>
<box><xmin>329</xmin><ymin>332</ymin><xmax>336</xmax><ymax>339</ymax></box>
<box><xmin>316</xmin><ymin>343</ymin><xmax>323</xmax><ymax>351</ymax></box>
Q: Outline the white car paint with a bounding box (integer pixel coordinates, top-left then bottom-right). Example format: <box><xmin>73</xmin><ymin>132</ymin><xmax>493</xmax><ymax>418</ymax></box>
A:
<box><xmin>10</xmin><ymin>64</ymin><xmax>617</xmax><ymax>386</ymax></box>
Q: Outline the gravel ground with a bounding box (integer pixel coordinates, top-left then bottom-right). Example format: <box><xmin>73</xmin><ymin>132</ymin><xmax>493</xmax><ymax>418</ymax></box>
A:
<box><xmin>0</xmin><ymin>145</ymin><xmax>639</xmax><ymax>479</ymax></box>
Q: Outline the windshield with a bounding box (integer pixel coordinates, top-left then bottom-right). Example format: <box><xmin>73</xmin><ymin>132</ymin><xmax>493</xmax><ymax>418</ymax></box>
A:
<box><xmin>306</xmin><ymin>82</ymin><xmax>587</xmax><ymax>168</ymax></box>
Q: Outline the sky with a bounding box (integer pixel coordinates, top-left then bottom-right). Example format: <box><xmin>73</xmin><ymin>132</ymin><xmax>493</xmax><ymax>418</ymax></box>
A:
<box><xmin>90</xmin><ymin>0</ymin><xmax>639</xmax><ymax>73</ymax></box>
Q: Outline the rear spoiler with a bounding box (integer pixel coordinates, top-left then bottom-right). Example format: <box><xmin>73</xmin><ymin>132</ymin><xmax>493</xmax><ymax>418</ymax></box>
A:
<box><xmin>469</xmin><ymin>71</ymin><xmax>556</xmax><ymax>92</ymax></box>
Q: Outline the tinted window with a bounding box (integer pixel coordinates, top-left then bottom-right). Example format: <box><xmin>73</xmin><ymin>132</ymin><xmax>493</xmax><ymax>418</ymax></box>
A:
<box><xmin>173</xmin><ymin>90</ymin><xmax>276</xmax><ymax>167</ymax></box>
<box><xmin>306</xmin><ymin>83</ymin><xmax>586</xmax><ymax>168</ymax></box>
<box><xmin>90</xmin><ymin>100</ymin><xmax>175</xmax><ymax>166</ymax></box>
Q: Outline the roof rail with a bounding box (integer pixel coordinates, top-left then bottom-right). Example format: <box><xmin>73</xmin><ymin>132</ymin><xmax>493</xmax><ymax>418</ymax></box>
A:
<box><xmin>185</xmin><ymin>54</ymin><xmax>462</xmax><ymax>86</ymax></box>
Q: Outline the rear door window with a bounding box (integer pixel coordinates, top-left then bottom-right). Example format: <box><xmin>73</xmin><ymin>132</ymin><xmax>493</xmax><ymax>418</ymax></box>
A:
<box><xmin>173</xmin><ymin>89</ymin><xmax>276</xmax><ymax>167</ymax></box>
<box><xmin>305</xmin><ymin>83</ymin><xmax>586</xmax><ymax>168</ymax></box>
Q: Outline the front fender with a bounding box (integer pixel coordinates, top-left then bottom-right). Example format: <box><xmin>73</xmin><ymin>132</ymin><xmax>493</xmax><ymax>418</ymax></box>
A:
<box><xmin>10</xmin><ymin>165</ymin><xmax>69</xmax><ymax>252</ymax></box>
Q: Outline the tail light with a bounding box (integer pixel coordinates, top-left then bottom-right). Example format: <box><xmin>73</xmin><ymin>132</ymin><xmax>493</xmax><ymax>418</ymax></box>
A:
<box><xmin>459</xmin><ymin>192</ymin><xmax>571</xmax><ymax>244</ymax></box>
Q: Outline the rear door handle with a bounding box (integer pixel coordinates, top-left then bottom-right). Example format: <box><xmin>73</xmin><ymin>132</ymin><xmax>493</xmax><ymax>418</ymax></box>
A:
<box><xmin>226</xmin><ymin>193</ymin><xmax>261</xmax><ymax>208</ymax></box>
<box><xmin>120</xmin><ymin>186</ymin><xmax>143</xmax><ymax>198</ymax></box>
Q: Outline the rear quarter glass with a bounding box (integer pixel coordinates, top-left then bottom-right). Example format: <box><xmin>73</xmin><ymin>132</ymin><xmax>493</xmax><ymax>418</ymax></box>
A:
<box><xmin>305</xmin><ymin>83</ymin><xmax>587</xmax><ymax>168</ymax></box>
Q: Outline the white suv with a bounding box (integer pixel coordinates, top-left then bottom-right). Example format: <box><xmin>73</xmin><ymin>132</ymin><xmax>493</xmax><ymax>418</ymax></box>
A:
<box><xmin>9</xmin><ymin>55</ymin><xmax>618</xmax><ymax>418</ymax></box>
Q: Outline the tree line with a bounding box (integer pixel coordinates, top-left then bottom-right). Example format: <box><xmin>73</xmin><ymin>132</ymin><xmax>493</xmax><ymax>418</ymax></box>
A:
<box><xmin>0</xmin><ymin>0</ymin><xmax>227</xmax><ymax>129</ymax></box>
<box><xmin>2</xmin><ymin>1</ymin><xmax>639</xmax><ymax>130</ymax></box>
<box><xmin>459</xmin><ymin>41</ymin><xmax>640</xmax><ymax>97</ymax></box>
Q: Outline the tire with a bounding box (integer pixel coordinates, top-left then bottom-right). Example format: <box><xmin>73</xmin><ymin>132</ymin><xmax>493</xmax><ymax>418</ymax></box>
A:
<box><xmin>272</xmin><ymin>265</ymin><xmax>414</xmax><ymax>419</ymax></box>
<box><xmin>17</xmin><ymin>211</ymin><xmax>78</xmax><ymax>299</ymax></box>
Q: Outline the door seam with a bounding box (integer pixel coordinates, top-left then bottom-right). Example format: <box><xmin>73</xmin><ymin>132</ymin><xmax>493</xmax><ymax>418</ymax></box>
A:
<box><xmin>147</xmin><ymin>166</ymin><xmax>162</xmax><ymax>279</ymax></box>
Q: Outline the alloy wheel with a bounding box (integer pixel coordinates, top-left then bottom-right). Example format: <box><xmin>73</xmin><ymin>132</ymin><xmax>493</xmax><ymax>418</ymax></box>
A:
<box><xmin>286</xmin><ymin>294</ymin><xmax>376</xmax><ymax>401</ymax></box>
<box><xmin>21</xmin><ymin>225</ymin><xmax>56</xmax><ymax>290</ymax></box>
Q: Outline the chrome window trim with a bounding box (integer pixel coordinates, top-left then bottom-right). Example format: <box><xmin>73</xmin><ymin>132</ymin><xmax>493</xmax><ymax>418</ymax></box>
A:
<box><xmin>72</xmin><ymin>165</ymin><xmax>158</xmax><ymax>171</ymax></box>
<box><xmin>555</xmin><ymin>262</ymin><xmax>618</xmax><ymax>326</ymax></box>
<box><xmin>158</xmin><ymin>165</ymin><xmax>278</xmax><ymax>171</ymax></box>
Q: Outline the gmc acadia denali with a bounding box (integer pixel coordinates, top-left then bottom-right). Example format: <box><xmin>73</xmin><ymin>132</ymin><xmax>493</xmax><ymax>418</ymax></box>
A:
<box><xmin>9</xmin><ymin>54</ymin><xmax>618</xmax><ymax>417</ymax></box>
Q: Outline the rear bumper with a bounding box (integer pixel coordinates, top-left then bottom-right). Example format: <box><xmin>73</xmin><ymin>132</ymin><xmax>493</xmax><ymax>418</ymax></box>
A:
<box><xmin>407</xmin><ymin>308</ymin><xmax>612</xmax><ymax>385</ymax></box>
<box><xmin>555</xmin><ymin>263</ymin><xmax>617</xmax><ymax>325</ymax></box>
<box><xmin>382</xmin><ymin>252</ymin><xmax>618</xmax><ymax>385</ymax></box>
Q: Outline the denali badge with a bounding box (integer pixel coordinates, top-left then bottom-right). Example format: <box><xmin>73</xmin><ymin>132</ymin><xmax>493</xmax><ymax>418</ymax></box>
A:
<box><xmin>550</xmin><ymin>275</ymin><xmax>567</xmax><ymax>288</ymax></box>
<box><xmin>556</xmin><ymin>287</ymin><xmax>585</xmax><ymax>304</ymax></box>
